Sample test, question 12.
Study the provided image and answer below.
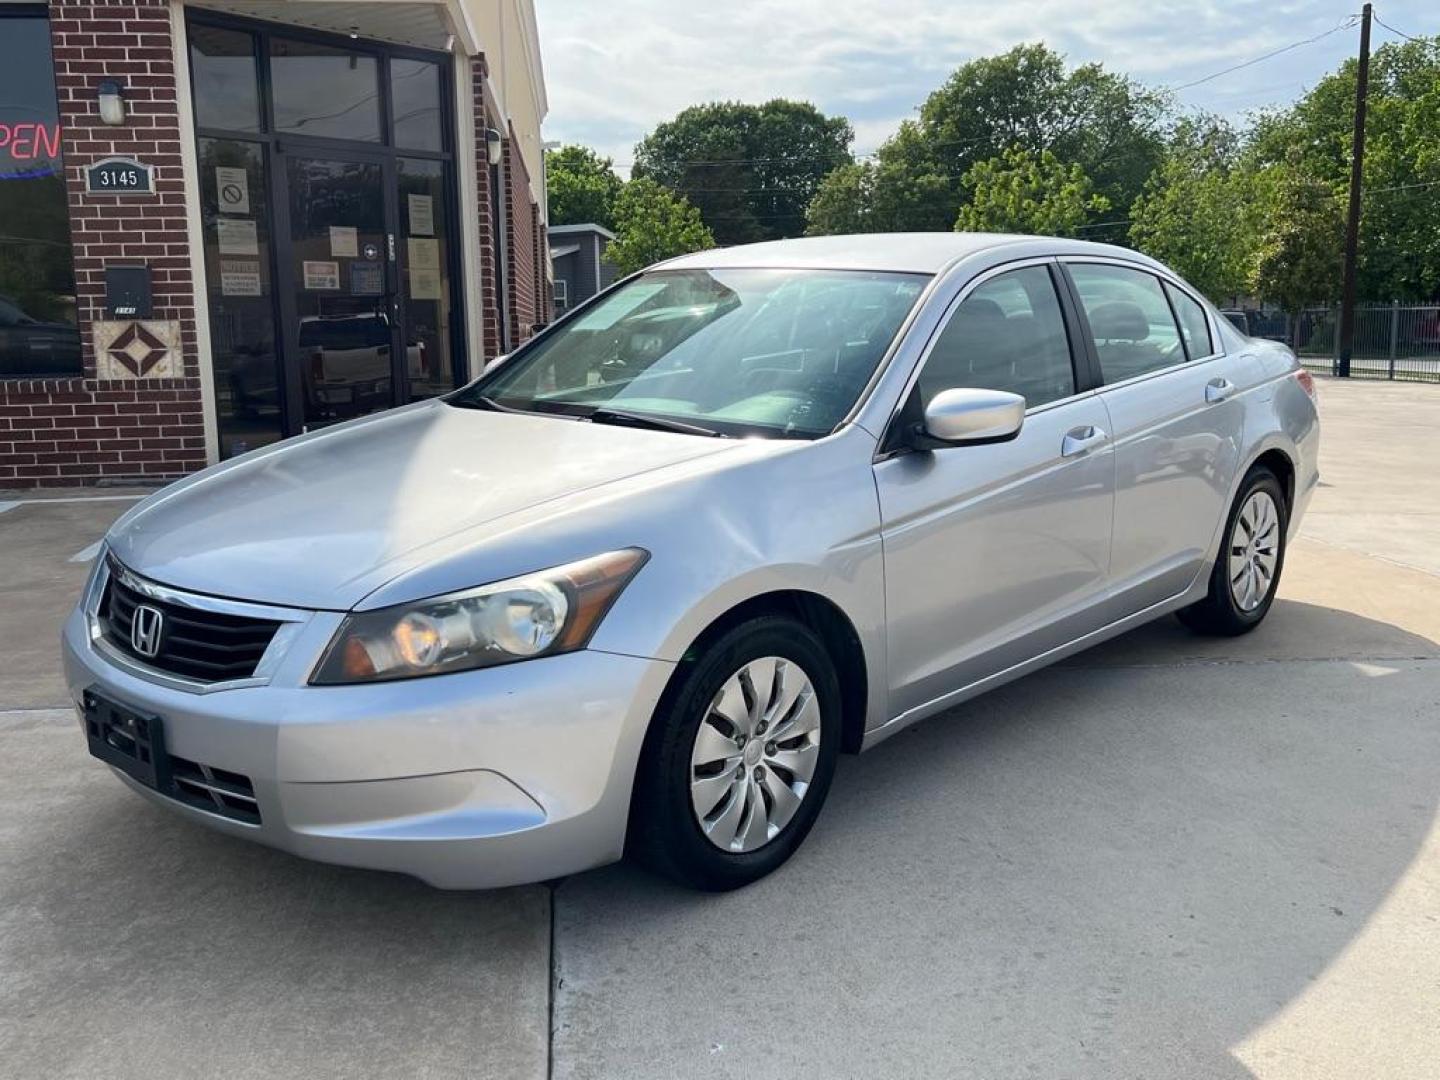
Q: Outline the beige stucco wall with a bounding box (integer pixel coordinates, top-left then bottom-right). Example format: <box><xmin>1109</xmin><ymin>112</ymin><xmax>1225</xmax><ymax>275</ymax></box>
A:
<box><xmin>461</xmin><ymin>0</ymin><xmax>547</xmax><ymax>206</ymax></box>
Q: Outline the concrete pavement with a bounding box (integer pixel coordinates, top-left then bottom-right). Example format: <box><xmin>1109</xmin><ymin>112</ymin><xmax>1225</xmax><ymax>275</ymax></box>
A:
<box><xmin>3</xmin><ymin>376</ymin><xmax>1438</xmax><ymax>1079</ymax></box>
<box><xmin>1</xmin><ymin>493</ymin><xmax>553</xmax><ymax>1079</ymax></box>
<box><xmin>1</xmin><ymin>707</ymin><xmax>550</xmax><ymax>1079</ymax></box>
<box><xmin>0</xmin><ymin>494</ymin><xmax>146</xmax><ymax>708</ymax></box>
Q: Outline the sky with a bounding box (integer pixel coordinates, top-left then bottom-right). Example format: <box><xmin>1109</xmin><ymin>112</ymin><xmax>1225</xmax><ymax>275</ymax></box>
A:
<box><xmin>533</xmin><ymin>1</ymin><xmax>1437</xmax><ymax>175</ymax></box>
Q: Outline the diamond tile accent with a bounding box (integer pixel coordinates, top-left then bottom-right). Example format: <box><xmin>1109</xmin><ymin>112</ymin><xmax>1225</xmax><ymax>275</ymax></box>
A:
<box><xmin>93</xmin><ymin>320</ymin><xmax>180</xmax><ymax>379</ymax></box>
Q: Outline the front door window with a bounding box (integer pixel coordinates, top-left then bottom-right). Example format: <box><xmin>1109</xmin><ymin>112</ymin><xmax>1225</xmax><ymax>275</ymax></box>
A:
<box><xmin>916</xmin><ymin>265</ymin><xmax>1077</xmax><ymax>410</ymax></box>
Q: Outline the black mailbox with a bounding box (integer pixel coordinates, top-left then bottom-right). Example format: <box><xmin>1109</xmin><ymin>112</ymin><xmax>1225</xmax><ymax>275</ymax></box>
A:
<box><xmin>104</xmin><ymin>265</ymin><xmax>153</xmax><ymax>319</ymax></box>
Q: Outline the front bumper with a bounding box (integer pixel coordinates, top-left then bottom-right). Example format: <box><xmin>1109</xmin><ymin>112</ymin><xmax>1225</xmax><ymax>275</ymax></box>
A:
<box><xmin>63</xmin><ymin>603</ymin><xmax>674</xmax><ymax>888</ymax></box>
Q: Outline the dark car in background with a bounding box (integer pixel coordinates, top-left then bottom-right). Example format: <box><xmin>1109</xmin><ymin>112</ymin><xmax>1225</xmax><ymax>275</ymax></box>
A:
<box><xmin>1221</xmin><ymin>308</ymin><xmax>1289</xmax><ymax>344</ymax></box>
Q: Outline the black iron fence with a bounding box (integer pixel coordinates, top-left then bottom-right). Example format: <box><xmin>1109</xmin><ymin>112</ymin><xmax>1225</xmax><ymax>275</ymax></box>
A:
<box><xmin>1289</xmin><ymin>303</ymin><xmax>1440</xmax><ymax>383</ymax></box>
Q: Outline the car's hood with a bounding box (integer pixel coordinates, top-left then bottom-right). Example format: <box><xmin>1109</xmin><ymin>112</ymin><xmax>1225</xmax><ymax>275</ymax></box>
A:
<box><xmin>107</xmin><ymin>402</ymin><xmax>741</xmax><ymax>610</ymax></box>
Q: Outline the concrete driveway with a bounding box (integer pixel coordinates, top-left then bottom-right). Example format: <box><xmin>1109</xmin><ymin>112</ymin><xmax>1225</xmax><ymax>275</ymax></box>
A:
<box><xmin>3</xmin><ymin>378</ymin><xmax>1438</xmax><ymax>1079</ymax></box>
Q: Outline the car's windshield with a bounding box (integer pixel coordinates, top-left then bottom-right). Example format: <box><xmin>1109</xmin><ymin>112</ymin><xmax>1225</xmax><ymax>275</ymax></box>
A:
<box><xmin>453</xmin><ymin>267</ymin><xmax>929</xmax><ymax>438</ymax></box>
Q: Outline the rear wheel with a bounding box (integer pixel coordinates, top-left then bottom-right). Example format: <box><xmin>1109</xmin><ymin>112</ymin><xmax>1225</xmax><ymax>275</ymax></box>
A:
<box><xmin>628</xmin><ymin>616</ymin><xmax>840</xmax><ymax>891</ymax></box>
<box><xmin>1177</xmin><ymin>467</ymin><xmax>1288</xmax><ymax>636</ymax></box>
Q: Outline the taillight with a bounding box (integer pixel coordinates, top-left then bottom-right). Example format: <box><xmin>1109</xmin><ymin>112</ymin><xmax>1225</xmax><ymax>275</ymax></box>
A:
<box><xmin>1295</xmin><ymin>369</ymin><xmax>1316</xmax><ymax>398</ymax></box>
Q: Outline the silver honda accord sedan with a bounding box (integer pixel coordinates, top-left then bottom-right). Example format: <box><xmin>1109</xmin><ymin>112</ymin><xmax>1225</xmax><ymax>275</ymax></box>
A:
<box><xmin>64</xmin><ymin>233</ymin><xmax>1320</xmax><ymax>891</ymax></box>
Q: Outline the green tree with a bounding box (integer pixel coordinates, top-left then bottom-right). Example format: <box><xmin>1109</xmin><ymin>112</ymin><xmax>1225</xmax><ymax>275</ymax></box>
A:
<box><xmin>807</xmin><ymin>43</ymin><xmax>1166</xmax><ymax>235</ymax></box>
<box><xmin>1128</xmin><ymin>117</ymin><xmax>1259</xmax><ymax>302</ymax></box>
<box><xmin>954</xmin><ymin>147</ymin><xmax>1109</xmax><ymax>237</ymax></box>
<box><xmin>919</xmin><ymin>43</ymin><xmax>1165</xmax><ymax>213</ymax></box>
<box><xmin>1249</xmin><ymin>164</ymin><xmax>1345</xmax><ymax>312</ymax></box>
<box><xmin>632</xmin><ymin>100</ymin><xmax>853</xmax><ymax>245</ymax></box>
<box><xmin>805</xmin><ymin>154</ymin><xmax>954</xmax><ymax>235</ymax></box>
<box><xmin>545</xmin><ymin>145</ymin><xmax>624</xmax><ymax>229</ymax></box>
<box><xmin>606</xmin><ymin>178</ymin><xmax>715</xmax><ymax>275</ymax></box>
<box><xmin>1247</xmin><ymin>35</ymin><xmax>1440</xmax><ymax>299</ymax></box>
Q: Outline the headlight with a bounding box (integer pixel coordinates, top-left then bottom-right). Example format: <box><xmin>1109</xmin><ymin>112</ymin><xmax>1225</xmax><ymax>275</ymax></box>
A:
<box><xmin>310</xmin><ymin>548</ymin><xmax>648</xmax><ymax>685</ymax></box>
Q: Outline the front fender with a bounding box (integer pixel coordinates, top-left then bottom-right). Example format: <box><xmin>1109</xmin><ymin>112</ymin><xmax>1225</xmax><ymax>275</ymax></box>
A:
<box><xmin>588</xmin><ymin>425</ymin><xmax>889</xmax><ymax>732</ymax></box>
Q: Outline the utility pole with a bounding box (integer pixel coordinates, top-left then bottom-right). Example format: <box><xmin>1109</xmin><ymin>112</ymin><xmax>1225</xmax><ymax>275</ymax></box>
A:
<box><xmin>1337</xmin><ymin>3</ymin><xmax>1372</xmax><ymax>378</ymax></box>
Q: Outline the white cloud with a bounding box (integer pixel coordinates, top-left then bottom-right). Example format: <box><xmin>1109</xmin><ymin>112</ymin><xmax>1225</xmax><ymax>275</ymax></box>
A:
<box><xmin>533</xmin><ymin>0</ymin><xmax>1437</xmax><ymax>169</ymax></box>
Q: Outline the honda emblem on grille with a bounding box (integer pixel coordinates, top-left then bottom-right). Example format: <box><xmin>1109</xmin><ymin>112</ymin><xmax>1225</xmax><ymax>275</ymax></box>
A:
<box><xmin>130</xmin><ymin>604</ymin><xmax>165</xmax><ymax>658</ymax></box>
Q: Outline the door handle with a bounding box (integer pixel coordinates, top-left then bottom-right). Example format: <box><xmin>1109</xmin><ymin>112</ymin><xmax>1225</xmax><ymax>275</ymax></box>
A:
<box><xmin>1206</xmin><ymin>377</ymin><xmax>1235</xmax><ymax>404</ymax></box>
<box><xmin>1061</xmin><ymin>425</ymin><xmax>1107</xmax><ymax>457</ymax></box>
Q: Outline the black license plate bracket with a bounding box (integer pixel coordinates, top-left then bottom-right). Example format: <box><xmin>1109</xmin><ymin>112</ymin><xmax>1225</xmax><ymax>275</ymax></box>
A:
<box><xmin>83</xmin><ymin>689</ymin><xmax>169</xmax><ymax>791</ymax></box>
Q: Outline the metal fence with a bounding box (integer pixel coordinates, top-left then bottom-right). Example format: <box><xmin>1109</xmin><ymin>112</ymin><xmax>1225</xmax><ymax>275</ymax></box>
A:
<box><xmin>1289</xmin><ymin>303</ymin><xmax>1440</xmax><ymax>383</ymax></box>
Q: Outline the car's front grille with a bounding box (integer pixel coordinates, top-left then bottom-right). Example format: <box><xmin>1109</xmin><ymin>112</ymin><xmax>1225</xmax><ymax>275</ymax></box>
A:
<box><xmin>101</xmin><ymin>570</ymin><xmax>282</xmax><ymax>684</ymax></box>
<box><xmin>168</xmin><ymin>755</ymin><xmax>262</xmax><ymax>824</ymax></box>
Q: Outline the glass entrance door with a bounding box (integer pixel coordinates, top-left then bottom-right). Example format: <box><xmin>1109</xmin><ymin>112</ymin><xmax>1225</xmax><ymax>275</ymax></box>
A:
<box><xmin>188</xmin><ymin>13</ymin><xmax>466</xmax><ymax>453</ymax></box>
<box><xmin>278</xmin><ymin>149</ymin><xmax>400</xmax><ymax>430</ymax></box>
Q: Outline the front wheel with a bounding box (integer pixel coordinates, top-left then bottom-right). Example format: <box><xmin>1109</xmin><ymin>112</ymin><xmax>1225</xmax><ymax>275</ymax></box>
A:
<box><xmin>1177</xmin><ymin>466</ymin><xmax>1288</xmax><ymax>636</ymax></box>
<box><xmin>628</xmin><ymin>616</ymin><xmax>841</xmax><ymax>891</ymax></box>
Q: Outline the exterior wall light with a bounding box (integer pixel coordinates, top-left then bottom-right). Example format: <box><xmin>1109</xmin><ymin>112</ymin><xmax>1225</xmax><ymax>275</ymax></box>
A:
<box><xmin>97</xmin><ymin>80</ymin><xmax>126</xmax><ymax>126</ymax></box>
<box><xmin>486</xmin><ymin>127</ymin><xmax>504</xmax><ymax>166</ymax></box>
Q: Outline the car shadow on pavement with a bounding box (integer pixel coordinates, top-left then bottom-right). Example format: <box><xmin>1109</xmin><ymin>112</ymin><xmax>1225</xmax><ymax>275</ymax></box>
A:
<box><xmin>0</xmin><ymin>715</ymin><xmax>550</xmax><ymax>1080</ymax></box>
<box><xmin>550</xmin><ymin>602</ymin><xmax>1440</xmax><ymax>1080</ymax></box>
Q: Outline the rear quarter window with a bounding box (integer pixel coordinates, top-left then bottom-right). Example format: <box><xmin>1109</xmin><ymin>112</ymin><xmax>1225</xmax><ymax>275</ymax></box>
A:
<box><xmin>1164</xmin><ymin>283</ymin><xmax>1214</xmax><ymax>360</ymax></box>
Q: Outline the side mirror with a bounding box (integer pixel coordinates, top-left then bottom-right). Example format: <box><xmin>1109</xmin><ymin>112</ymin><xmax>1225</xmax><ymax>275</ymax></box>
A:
<box><xmin>919</xmin><ymin>387</ymin><xmax>1026</xmax><ymax>446</ymax></box>
<box><xmin>482</xmin><ymin>352</ymin><xmax>510</xmax><ymax>374</ymax></box>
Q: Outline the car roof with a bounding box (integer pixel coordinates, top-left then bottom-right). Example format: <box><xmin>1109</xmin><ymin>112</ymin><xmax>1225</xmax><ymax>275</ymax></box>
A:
<box><xmin>657</xmin><ymin>232</ymin><xmax>1165</xmax><ymax>275</ymax></box>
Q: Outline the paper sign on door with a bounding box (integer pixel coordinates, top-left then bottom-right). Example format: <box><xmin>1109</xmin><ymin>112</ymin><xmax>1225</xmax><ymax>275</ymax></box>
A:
<box><xmin>411</xmin><ymin>268</ymin><xmax>442</xmax><ymax>300</ymax></box>
<box><xmin>220</xmin><ymin>259</ymin><xmax>262</xmax><ymax>296</ymax></box>
<box><xmin>216</xmin><ymin>218</ymin><xmax>258</xmax><ymax>256</ymax></box>
<box><xmin>329</xmin><ymin>226</ymin><xmax>358</xmax><ymax>258</ymax></box>
<box><xmin>303</xmin><ymin>260</ymin><xmax>340</xmax><ymax>290</ymax></box>
<box><xmin>407</xmin><ymin>237</ymin><xmax>440</xmax><ymax>270</ymax></box>
<box><xmin>407</xmin><ymin>194</ymin><xmax>434</xmax><ymax>235</ymax></box>
<box><xmin>215</xmin><ymin>167</ymin><xmax>249</xmax><ymax>214</ymax></box>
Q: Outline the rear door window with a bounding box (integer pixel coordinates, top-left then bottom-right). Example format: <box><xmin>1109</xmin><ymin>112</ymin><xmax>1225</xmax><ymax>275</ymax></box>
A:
<box><xmin>1067</xmin><ymin>263</ymin><xmax>1187</xmax><ymax>384</ymax></box>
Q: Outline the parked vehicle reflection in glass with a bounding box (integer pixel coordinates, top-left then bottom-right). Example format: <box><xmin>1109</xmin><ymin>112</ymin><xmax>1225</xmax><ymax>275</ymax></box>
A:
<box><xmin>300</xmin><ymin>312</ymin><xmax>397</xmax><ymax>422</ymax></box>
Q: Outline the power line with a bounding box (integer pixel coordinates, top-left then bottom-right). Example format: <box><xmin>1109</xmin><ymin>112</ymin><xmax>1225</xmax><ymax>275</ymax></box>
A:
<box><xmin>1367</xmin><ymin>178</ymin><xmax>1440</xmax><ymax>195</ymax></box>
<box><xmin>1167</xmin><ymin>16</ymin><xmax>1360</xmax><ymax>92</ymax></box>
<box><xmin>603</xmin><ymin>133</ymin><xmax>1008</xmax><ymax>172</ymax></box>
<box><xmin>1371</xmin><ymin>11</ymin><xmax>1421</xmax><ymax>41</ymax></box>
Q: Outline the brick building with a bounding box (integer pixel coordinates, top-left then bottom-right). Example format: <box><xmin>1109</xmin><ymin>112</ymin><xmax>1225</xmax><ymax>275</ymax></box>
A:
<box><xmin>0</xmin><ymin>0</ymin><xmax>550</xmax><ymax>486</ymax></box>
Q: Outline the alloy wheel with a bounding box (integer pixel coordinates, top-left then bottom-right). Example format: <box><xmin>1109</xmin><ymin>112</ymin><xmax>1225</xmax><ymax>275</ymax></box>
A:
<box><xmin>688</xmin><ymin>656</ymin><xmax>822</xmax><ymax>853</ymax></box>
<box><xmin>1229</xmin><ymin>489</ymin><xmax>1281</xmax><ymax>612</ymax></box>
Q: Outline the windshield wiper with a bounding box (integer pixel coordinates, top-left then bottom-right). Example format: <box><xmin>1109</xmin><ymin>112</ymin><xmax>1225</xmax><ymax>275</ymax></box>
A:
<box><xmin>586</xmin><ymin>407</ymin><xmax>726</xmax><ymax>438</ymax></box>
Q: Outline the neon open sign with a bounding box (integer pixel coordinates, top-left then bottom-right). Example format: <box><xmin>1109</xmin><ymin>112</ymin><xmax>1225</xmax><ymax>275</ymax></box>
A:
<box><xmin>0</xmin><ymin>122</ymin><xmax>62</xmax><ymax>160</ymax></box>
<box><xmin>0</xmin><ymin>122</ymin><xmax>63</xmax><ymax>179</ymax></box>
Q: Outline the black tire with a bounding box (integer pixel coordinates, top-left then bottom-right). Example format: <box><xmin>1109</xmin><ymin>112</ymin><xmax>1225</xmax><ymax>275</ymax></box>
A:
<box><xmin>1177</xmin><ymin>466</ymin><xmax>1288</xmax><ymax>636</ymax></box>
<box><xmin>627</xmin><ymin>615</ymin><xmax>841</xmax><ymax>891</ymax></box>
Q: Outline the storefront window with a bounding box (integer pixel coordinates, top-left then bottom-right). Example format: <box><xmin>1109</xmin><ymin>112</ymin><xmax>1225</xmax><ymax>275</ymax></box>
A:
<box><xmin>399</xmin><ymin>157</ymin><xmax>455</xmax><ymax>400</ymax></box>
<box><xmin>271</xmin><ymin>38</ymin><xmax>381</xmax><ymax>142</ymax></box>
<box><xmin>0</xmin><ymin>8</ymin><xmax>80</xmax><ymax>377</ymax></box>
<box><xmin>392</xmin><ymin>59</ymin><xmax>443</xmax><ymax>152</ymax></box>
<box><xmin>198</xmin><ymin>138</ymin><xmax>283</xmax><ymax>458</ymax></box>
<box><xmin>190</xmin><ymin>25</ymin><xmax>261</xmax><ymax>134</ymax></box>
